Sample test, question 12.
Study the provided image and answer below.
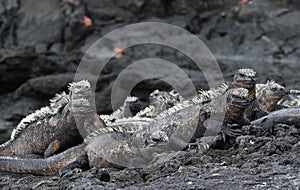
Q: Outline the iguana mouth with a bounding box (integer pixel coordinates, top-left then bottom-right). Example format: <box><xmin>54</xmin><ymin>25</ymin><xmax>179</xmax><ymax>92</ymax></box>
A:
<box><xmin>236</xmin><ymin>78</ymin><xmax>256</xmax><ymax>85</ymax></box>
<box><xmin>232</xmin><ymin>98</ymin><xmax>250</xmax><ymax>108</ymax></box>
<box><xmin>229</xmin><ymin>88</ymin><xmax>250</xmax><ymax>108</ymax></box>
<box><xmin>273</xmin><ymin>89</ymin><xmax>287</xmax><ymax>96</ymax></box>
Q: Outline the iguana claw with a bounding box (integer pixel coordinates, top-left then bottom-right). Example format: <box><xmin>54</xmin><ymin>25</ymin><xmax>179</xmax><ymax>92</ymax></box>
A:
<box><xmin>259</xmin><ymin>118</ymin><xmax>274</xmax><ymax>136</ymax></box>
<box><xmin>220</xmin><ymin>125</ymin><xmax>243</xmax><ymax>141</ymax></box>
<box><xmin>186</xmin><ymin>142</ymin><xmax>210</xmax><ymax>152</ymax></box>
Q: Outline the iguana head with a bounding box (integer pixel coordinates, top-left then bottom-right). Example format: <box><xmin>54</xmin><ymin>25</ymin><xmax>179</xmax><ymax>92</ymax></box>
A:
<box><xmin>68</xmin><ymin>80</ymin><xmax>93</xmax><ymax>100</ymax></box>
<box><xmin>227</xmin><ymin>88</ymin><xmax>250</xmax><ymax>109</ymax></box>
<box><xmin>234</xmin><ymin>68</ymin><xmax>256</xmax><ymax>87</ymax></box>
<box><xmin>256</xmin><ymin>80</ymin><xmax>286</xmax><ymax>112</ymax></box>
<box><xmin>124</xmin><ymin>96</ymin><xmax>142</xmax><ymax>116</ymax></box>
<box><xmin>226</xmin><ymin>88</ymin><xmax>251</xmax><ymax>124</ymax></box>
<box><xmin>68</xmin><ymin>80</ymin><xmax>94</xmax><ymax>131</ymax></box>
<box><xmin>149</xmin><ymin>90</ymin><xmax>178</xmax><ymax>110</ymax></box>
<box><xmin>233</xmin><ymin>68</ymin><xmax>257</xmax><ymax>100</ymax></box>
<box><xmin>144</xmin><ymin>130</ymin><xmax>169</xmax><ymax>147</ymax></box>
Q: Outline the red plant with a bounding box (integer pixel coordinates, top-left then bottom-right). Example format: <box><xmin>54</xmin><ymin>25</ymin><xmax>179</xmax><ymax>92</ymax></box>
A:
<box><xmin>81</xmin><ymin>16</ymin><xmax>93</xmax><ymax>28</ymax></box>
<box><xmin>239</xmin><ymin>0</ymin><xmax>253</xmax><ymax>5</ymax></box>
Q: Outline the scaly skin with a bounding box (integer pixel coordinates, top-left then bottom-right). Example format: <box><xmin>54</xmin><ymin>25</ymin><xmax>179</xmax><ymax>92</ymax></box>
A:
<box><xmin>0</xmin><ymin>80</ymin><xmax>92</xmax><ymax>157</ymax></box>
<box><xmin>251</xmin><ymin>107</ymin><xmax>300</xmax><ymax>135</ymax></box>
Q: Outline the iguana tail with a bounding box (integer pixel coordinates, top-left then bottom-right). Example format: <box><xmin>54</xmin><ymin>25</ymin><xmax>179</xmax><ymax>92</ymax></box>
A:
<box><xmin>0</xmin><ymin>145</ymin><xmax>85</xmax><ymax>175</ymax></box>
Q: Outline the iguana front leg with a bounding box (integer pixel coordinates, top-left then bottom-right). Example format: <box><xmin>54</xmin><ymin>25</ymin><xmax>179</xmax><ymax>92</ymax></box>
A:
<box><xmin>219</xmin><ymin>124</ymin><xmax>243</xmax><ymax>141</ymax></box>
<box><xmin>256</xmin><ymin>116</ymin><xmax>299</xmax><ymax>136</ymax></box>
<box><xmin>44</xmin><ymin>140</ymin><xmax>61</xmax><ymax>158</ymax></box>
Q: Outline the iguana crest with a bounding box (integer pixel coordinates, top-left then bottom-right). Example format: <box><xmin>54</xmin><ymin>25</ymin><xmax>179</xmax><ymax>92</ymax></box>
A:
<box><xmin>237</xmin><ymin>68</ymin><xmax>256</xmax><ymax>77</ymax></box>
<box><xmin>289</xmin><ymin>89</ymin><xmax>300</xmax><ymax>94</ymax></box>
<box><xmin>68</xmin><ymin>80</ymin><xmax>91</xmax><ymax>92</ymax></box>
<box><xmin>125</xmin><ymin>96</ymin><xmax>139</xmax><ymax>102</ymax></box>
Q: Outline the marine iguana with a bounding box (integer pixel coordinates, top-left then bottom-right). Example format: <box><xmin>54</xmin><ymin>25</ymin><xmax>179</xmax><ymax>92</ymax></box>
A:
<box><xmin>99</xmin><ymin>96</ymin><xmax>143</xmax><ymax>124</ymax></box>
<box><xmin>0</xmin><ymin>130</ymin><xmax>169</xmax><ymax>175</ymax></box>
<box><xmin>135</xmin><ymin>89</ymin><xmax>183</xmax><ymax>118</ymax></box>
<box><xmin>0</xmin><ymin>80</ymin><xmax>93</xmax><ymax>158</ymax></box>
<box><xmin>105</xmin><ymin>87</ymin><xmax>251</xmax><ymax>152</ymax></box>
<box><xmin>256</xmin><ymin>80</ymin><xmax>286</xmax><ymax>112</ymax></box>
<box><xmin>146</xmin><ymin>88</ymin><xmax>251</xmax><ymax>149</ymax></box>
<box><xmin>256</xmin><ymin>80</ymin><xmax>300</xmax><ymax>111</ymax></box>
<box><xmin>231</xmin><ymin>68</ymin><xmax>268</xmax><ymax>121</ymax></box>
<box><xmin>145</xmin><ymin>68</ymin><xmax>266</xmax><ymax>124</ymax></box>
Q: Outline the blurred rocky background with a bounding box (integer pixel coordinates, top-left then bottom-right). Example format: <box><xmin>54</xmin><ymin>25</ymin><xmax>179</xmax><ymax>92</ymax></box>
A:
<box><xmin>0</xmin><ymin>0</ymin><xmax>299</xmax><ymax>188</ymax></box>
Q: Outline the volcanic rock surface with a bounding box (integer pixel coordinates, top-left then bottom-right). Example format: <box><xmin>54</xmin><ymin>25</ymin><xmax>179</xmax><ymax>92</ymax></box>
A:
<box><xmin>0</xmin><ymin>0</ymin><xmax>299</xmax><ymax>189</ymax></box>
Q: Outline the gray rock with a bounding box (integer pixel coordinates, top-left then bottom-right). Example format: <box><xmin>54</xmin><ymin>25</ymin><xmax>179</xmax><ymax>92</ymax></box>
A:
<box><xmin>16</xmin><ymin>0</ymin><xmax>63</xmax><ymax>47</ymax></box>
<box><xmin>0</xmin><ymin>48</ymin><xmax>62</xmax><ymax>94</ymax></box>
<box><xmin>13</xmin><ymin>73</ymin><xmax>75</xmax><ymax>98</ymax></box>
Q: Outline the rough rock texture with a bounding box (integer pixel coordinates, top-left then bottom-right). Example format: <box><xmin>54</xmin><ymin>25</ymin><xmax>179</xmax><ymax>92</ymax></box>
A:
<box><xmin>0</xmin><ymin>0</ymin><xmax>299</xmax><ymax>189</ymax></box>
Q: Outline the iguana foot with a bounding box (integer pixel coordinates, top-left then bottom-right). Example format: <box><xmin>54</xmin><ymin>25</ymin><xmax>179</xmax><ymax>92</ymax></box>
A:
<box><xmin>59</xmin><ymin>154</ymin><xmax>89</xmax><ymax>177</ymax></box>
<box><xmin>93</xmin><ymin>168</ymin><xmax>111</xmax><ymax>182</ymax></box>
<box><xmin>59</xmin><ymin>168</ymin><xmax>83</xmax><ymax>177</ymax></box>
<box><xmin>185</xmin><ymin>136</ymin><xmax>220</xmax><ymax>152</ymax></box>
